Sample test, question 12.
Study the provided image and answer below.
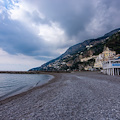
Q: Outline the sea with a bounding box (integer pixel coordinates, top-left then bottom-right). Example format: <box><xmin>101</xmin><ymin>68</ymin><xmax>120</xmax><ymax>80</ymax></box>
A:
<box><xmin>0</xmin><ymin>73</ymin><xmax>53</xmax><ymax>100</ymax></box>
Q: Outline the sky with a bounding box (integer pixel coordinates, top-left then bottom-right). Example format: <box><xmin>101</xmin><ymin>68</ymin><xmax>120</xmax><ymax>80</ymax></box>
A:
<box><xmin>0</xmin><ymin>0</ymin><xmax>120</xmax><ymax>71</ymax></box>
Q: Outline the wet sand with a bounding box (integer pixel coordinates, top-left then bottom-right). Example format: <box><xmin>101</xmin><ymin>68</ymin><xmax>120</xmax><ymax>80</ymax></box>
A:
<box><xmin>0</xmin><ymin>72</ymin><xmax>120</xmax><ymax>120</ymax></box>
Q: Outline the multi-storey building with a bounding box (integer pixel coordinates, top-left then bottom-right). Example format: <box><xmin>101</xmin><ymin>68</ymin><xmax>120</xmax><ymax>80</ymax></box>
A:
<box><xmin>94</xmin><ymin>47</ymin><xmax>116</xmax><ymax>69</ymax></box>
<box><xmin>102</xmin><ymin>59</ymin><xmax>120</xmax><ymax>76</ymax></box>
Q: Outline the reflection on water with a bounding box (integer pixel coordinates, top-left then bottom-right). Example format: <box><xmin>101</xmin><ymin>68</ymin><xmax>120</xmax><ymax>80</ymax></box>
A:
<box><xmin>0</xmin><ymin>74</ymin><xmax>53</xmax><ymax>99</ymax></box>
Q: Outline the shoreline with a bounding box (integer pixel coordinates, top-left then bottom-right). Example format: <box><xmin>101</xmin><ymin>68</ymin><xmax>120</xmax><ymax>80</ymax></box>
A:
<box><xmin>1</xmin><ymin>71</ymin><xmax>120</xmax><ymax>119</ymax></box>
<box><xmin>0</xmin><ymin>71</ymin><xmax>119</xmax><ymax>104</ymax></box>
<box><xmin>0</xmin><ymin>71</ymin><xmax>70</xmax><ymax>74</ymax></box>
<box><xmin>0</xmin><ymin>73</ymin><xmax>57</xmax><ymax>104</ymax></box>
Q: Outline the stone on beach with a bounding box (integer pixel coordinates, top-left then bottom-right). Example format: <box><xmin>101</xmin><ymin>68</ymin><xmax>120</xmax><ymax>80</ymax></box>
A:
<box><xmin>0</xmin><ymin>72</ymin><xmax>120</xmax><ymax>120</ymax></box>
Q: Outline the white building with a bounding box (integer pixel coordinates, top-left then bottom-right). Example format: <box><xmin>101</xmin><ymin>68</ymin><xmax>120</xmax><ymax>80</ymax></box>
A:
<box><xmin>102</xmin><ymin>59</ymin><xmax>120</xmax><ymax>76</ymax></box>
<box><xmin>94</xmin><ymin>54</ymin><xmax>103</xmax><ymax>68</ymax></box>
<box><xmin>86</xmin><ymin>45</ymin><xmax>93</xmax><ymax>50</ymax></box>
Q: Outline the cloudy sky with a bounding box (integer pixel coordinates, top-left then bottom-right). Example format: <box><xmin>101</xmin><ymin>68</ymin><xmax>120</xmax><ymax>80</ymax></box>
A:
<box><xmin>0</xmin><ymin>0</ymin><xmax>120</xmax><ymax>71</ymax></box>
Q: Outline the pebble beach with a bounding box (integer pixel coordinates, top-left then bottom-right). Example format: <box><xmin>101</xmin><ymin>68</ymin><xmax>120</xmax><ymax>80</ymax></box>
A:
<box><xmin>0</xmin><ymin>72</ymin><xmax>120</xmax><ymax>120</ymax></box>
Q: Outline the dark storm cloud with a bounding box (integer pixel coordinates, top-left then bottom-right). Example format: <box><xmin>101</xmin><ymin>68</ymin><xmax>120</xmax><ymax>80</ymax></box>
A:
<box><xmin>1</xmin><ymin>0</ymin><xmax>120</xmax><ymax>62</ymax></box>
<box><xmin>29</xmin><ymin>0</ymin><xmax>120</xmax><ymax>41</ymax></box>
<box><xmin>95</xmin><ymin>0</ymin><xmax>120</xmax><ymax>32</ymax></box>
<box><xmin>101</xmin><ymin>0</ymin><xmax>120</xmax><ymax>8</ymax></box>
<box><xmin>34</xmin><ymin>0</ymin><xmax>95</xmax><ymax>36</ymax></box>
<box><xmin>0</xmin><ymin>12</ymin><xmax>54</xmax><ymax>60</ymax></box>
<box><xmin>0</xmin><ymin>17</ymin><xmax>39</xmax><ymax>55</ymax></box>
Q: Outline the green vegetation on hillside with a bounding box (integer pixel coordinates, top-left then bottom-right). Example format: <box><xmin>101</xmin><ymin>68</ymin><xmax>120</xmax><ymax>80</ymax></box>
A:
<box><xmin>106</xmin><ymin>32</ymin><xmax>120</xmax><ymax>54</ymax></box>
<box><xmin>70</xmin><ymin>58</ymin><xmax>95</xmax><ymax>70</ymax></box>
<box><xmin>90</xmin><ymin>42</ymin><xmax>105</xmax><ymax>55</ymax></box>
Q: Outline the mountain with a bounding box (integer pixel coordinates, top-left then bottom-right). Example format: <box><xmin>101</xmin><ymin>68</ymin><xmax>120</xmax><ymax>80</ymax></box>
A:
<box><xmin>29</xmin><ymin>28</ymin><xmax>120</xmax><ymax>71</ymax></box>
<box><xmin>106</xmin><ymin>31</ymin><xmax>120</xmax><ymax>54</ymax></box>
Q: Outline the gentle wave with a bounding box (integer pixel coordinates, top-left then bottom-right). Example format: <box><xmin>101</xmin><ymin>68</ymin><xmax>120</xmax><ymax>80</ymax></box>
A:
<box><xmin>0</xmin><ymin>73</ymin><xmax>53</xmax><ymax>100</ymax></box>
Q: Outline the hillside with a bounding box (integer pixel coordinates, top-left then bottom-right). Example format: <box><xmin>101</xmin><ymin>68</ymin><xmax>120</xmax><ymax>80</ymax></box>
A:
<box><xmin>106</xmin><ymin>31</ymin><xmax>120</xmax><ymax>54</ymax></box>
<box><xmin>29</xmin><ymin>28</ymin><xmax>120</xmax><ymax>71</ymax></box>
<box><xmin>61</xmin><ymin>28</ymin><xmax>120</xmax><ymax>57</ymax></box>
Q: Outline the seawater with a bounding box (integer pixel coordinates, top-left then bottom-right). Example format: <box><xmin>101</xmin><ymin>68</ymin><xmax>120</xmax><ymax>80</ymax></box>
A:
<box><xmin>0</xmin><ymin>73</ymin><xmax>53</xmax><ymax>100</ymax></box>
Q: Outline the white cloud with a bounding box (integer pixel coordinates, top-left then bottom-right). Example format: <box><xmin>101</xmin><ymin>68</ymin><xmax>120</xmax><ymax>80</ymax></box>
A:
<box><xmin>0</xmin><ymin>48</ymin><xmax>45</xmax><ymax>71</ymax></box>
<box><xmin>38</xmin><ymin>22</ymin><xmax>67</xmax><ymax>45</ymax></box>
<box><xmin>7</xmin><ymin>0</ymin><xmax>75</xmax><ymax>55</ymax></box>
<box><xmin>8</xmin><ymin>0</ymin><xmax>45</xmax><ymax>32</ymax></box>
<box><xmin>7</xmin><ymin>0</ymin><xmax>71</xmax><ymax>49</ymax></box>
<box><xmin>9</xmin><ymin>0</ymin><xmax>45</xmax><ymax>20</ymax></box>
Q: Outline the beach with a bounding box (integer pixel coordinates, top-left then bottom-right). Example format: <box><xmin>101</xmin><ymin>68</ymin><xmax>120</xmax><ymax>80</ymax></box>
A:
<box><xmin>0</xmin><ymin>72</ymin><xmax>120</xmax><ymax>120</ymax></box>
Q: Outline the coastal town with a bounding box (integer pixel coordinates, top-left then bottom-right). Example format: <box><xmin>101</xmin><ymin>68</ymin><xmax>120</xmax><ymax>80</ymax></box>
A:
<box><xmin>1</xmin><ymin>0</ymin><xmax>120</xmax><ymax>119</ymax></box>
<box><xmin>37</xmin><ymin>46</ymin><xmax>120</xmax><ymax>76</ymax></box>
<box><xmin>95</xmin><ymin>47</ymin><xmax>120</xmax><ymax>76</ymax></box>
<box><xmin>30</xmin><ymin>29</ymin><xmax>120</xmax><ymax>77</ymax></box>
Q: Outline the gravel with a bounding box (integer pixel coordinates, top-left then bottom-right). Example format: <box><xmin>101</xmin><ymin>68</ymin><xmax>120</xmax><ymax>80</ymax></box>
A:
<box><xmin>0</xmin><ymin>72</ymin><xmax>120</xmax><ymax>120</ymax></box>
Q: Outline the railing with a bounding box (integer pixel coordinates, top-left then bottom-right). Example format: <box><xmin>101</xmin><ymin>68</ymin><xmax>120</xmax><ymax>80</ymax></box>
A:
<box><xmin>103</xmin><ymin>60</ymin><xmax>120</xmax><ymax>69</ymax></box>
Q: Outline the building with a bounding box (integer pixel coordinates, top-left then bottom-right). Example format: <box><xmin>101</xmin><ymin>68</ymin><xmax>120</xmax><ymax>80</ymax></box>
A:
<box><xmin>102</xmin><ymin>59</ymin><xmax>120</xmax><ymax>76</ymax></box>
<box><xmin>66</xmin><ymin>61</ymin><xmax>73</xmax><ymax>67</ymax></box>
<box><xmin>81</xmin><ymin>55</ymin><xmax>96</xmax><ymax>62</ymax></box>
<box><xmin>94</xmin><ymin>47</ymin><xmax>116</xmax><ymax>69</ymax></box>
<box><xmin>102</xmin><ymin>47</ymin><xmax>116</xmax><ymax>61</ymax></box>
<box><xmin>86</xmin><ymin>45</ymin><xmax>93</xmax><ymax>50</ymax></box>
<box><xmin>94</xmin><ymin>54</ymin><xmax>103</xmax><ymax>69</ymax></box>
